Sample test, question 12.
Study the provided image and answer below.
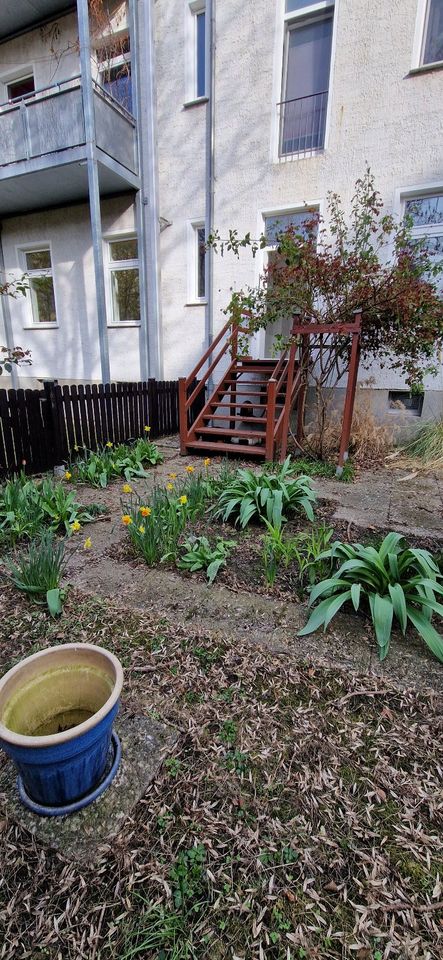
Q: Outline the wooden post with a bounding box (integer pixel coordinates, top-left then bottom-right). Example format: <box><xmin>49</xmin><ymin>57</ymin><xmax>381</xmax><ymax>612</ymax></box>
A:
<box><xmin>43</xmin><ymin>380</ymin><xmax>66</xmax><ymax>466</ymax></box>
<box><xmin>178</xmin><ymin>378</ymin><xmax>188</xmax><ymax>455</ymax></box>
<box><xmin>265</xmin><ymin>378</ymin><xmax>277</xmax><ymax>461</ymax></box>
<box><xmin>337</xmin><ymin>313</ymin><xmax>361</xmax><ymax>473</ymax></box>
<box><xmin>296</xmin><ymin>334</ymin><xmax>309</xmax><ymax>443</ymax></box>
<box><xmin>278</xmin><ymin>334</ymin><xmax>298</xmax><ymax>462</ymax></box>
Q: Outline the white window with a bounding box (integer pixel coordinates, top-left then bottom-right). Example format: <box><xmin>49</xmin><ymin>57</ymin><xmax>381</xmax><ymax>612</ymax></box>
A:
<box><xmin>107</xmin><ymin>237</ymin><xmax>140</xmax><ymax>324</ymax></box>
<box><xmin>185</xmin><ymin>2</ymin><xmax>206</xmax><ymax>103</ymax></box>
<box><xmin>187</xmin><ymin>221</ymin><xmax>207</xmax><ymax>303</ymax></box>
<box><xmin>23</xmin><ymin>248</ymin><xmax>57</xmax><ymax>325</ymax></box>
<box><xmin>422</xmin><ymin>0</ymin><xmax>443</xmax><ymax>65</ymax></box>
<box><xmin>279</xmin><ymin>1</ymin><xmax>334</xmax><ymax>157</ymax></box>
<box><xmin>96</xmin><ymin>34</ymin><xmax>132</xmax><ymax>114</ymax></box>
<box><xmin>405</xmin><ymin>193</ymin><xmax>443</xmax><ymax>287</ymax></box>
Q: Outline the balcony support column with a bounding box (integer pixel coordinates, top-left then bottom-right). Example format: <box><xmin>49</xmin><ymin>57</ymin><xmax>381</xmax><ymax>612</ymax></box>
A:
<box><xmin>0</xmin><ymin>225</ymin><xmax>18</xmax><ymax>389</ymax></box>
<box><xmin>77</xmin><ymin>0</ymin><xmax>110</xmax><ymax>384</ymax></box>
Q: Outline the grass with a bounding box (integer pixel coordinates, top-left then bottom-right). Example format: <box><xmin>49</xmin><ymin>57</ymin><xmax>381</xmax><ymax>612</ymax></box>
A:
<box><xmin>1</xmin><ymin>585</ymin><xmax>442</xmax><ymax>960</ymax></box>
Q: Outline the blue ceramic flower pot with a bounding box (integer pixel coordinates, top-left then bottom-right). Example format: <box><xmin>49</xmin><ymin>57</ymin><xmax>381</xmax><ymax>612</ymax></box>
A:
<box><xmin>0</xmin><ymin>644</ymin><xmax>123</xmax><ymax>812</ymax></box>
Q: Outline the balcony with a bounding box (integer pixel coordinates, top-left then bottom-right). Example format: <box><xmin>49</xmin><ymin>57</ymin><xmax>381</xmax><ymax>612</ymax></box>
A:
<box><xmin>0</xmin><ymin>76</ymin><xmax>138</xmax><ymax>215</ymax></box>
<box><xmin>278</xmin><ymin>91</ymin><xmax>328</xmax><ymax>158</ymax></box>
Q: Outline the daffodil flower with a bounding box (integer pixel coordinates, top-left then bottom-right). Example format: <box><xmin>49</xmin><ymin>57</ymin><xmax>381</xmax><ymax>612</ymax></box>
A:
<box><xmin>65</xmin><ymin>471</ymin><xmax>72</xmax><ymax>481</ymax></box>
<box><xmin>84</xmin><ymin>537</ymin><xmax>92</xmax><ymax>550</ymax></box>
<box><xmin>138</xmin><ymin>525</ymin><xmax>145</xmax><ymax>534</ymax></box>
<box><xmin>186</xmin><ymin>465</ymin><xmax>195</xmax><ymax>474</ymax></box>
<box><xmin>179</xmin><ymin>495</ymin><xmax>188</xmax><ymax>505</ymax></box>
<box><xmin>71</xmin><ymin>520</ymin><xmax>81</xmax><ymax>532</ymax></box>
<box><xmin>122</xmin><ymin>483</ymin><xmax>132</xmax><ymax>494</ymax></box>
<box><xmin>121</xmin><ymin>514</ymin><xmax>133</xmax><ymax>526</ymax></box>
<box><xmin>139</xmin><ymin>506</ymin><xmax>151</xmax><ymax>517</ymax></box>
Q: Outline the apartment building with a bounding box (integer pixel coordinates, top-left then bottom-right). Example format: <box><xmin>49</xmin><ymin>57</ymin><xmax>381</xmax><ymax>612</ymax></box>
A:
<box><xmin>0</xmin><ymin>0</ymin><xmax>442</xmax><ymax>421</ymax></box>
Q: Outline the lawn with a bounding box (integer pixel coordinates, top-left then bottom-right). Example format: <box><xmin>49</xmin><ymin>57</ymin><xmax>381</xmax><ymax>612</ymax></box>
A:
<box><xmin>0</xmin><ymin>447</ymin><xmax>443</xmax><ymax>959</ymax></box>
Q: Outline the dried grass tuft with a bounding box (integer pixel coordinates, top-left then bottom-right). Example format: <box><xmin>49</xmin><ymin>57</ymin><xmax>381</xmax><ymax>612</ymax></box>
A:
<box><xmin>305</xmin><ymin>386</ymin><xmax>395</xmax><ymax>466</ymax></box>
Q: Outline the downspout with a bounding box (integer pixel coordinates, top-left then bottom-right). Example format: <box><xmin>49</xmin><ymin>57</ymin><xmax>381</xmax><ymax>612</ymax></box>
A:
<box><xmin>0</xmin><ymin>225</ymin><xmax>18</xmax><ymax>389</ymax></box>
<box><xmin>204</xmin><ymin>0</ymin><xmax>215</xmax><ymax>356</ymax></box>
<box><xmin>135</xmin><ymin>0</ymin><xmax>162</xmax><ymax>379</ymax></box>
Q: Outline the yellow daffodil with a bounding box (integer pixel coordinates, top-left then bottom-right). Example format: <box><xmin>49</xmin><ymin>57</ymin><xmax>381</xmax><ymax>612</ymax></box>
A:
<box><xmin>121</xmin><ymin>514</ymin><xmax>133</xmax><ymax>526</ymax></box>
<box><xmin>168</xmin><ymin>472</ymin><xmax>177</xmax><ymax>480</ymax></box>
<box><xmin>179</xmin><ymin>495</ymin><xmax>188</xmax><ymax>505</ymax></box>
<box><xmin>204</xmin><ymin>458</ymin><xmax>211</xmax><ymax>467</ymax></box>
<box><xmin>138</xmin><ymin>524</ymin><xmax>145</xmax><ymax>534</ymax></box>
<box><xmin>122</xmin><ymin>483</ymin><xmax>132</xmax><ymax>494</ymax></box>
<box><xmin>71</xmin><ymin>520</ymin><xmax>81</xmax><ymax>532</ymax></box>
<box><xmin>144</xmin><ymin>425</ymin><xmax>151</xmax><ymax>432</ymax></box>
<box><xmin>166</xmin><ymin>482</ymin><xmax>174</xmax><ymax>491</ymax></box>
<box><xmin>84</xmin><ymin>537</ymin><xmax>92</xmax><ymax>550</ymax></box>
<box><xmin>106</xmin><ymin>441</ymin><xmax>113</xmax><ymax>448</ymax></box>
<box><xmin>139</xmin><ymin>506</ymin><xmax>152</xmax><ymax>517</ymax></box>
<box><xmin>186</xmin><ymin>465</ymin><xmax>195</xmax><ymax>474</ymax></box>
<box><xmin>65</xmin><ymin>471</ymin><xmax>72</xmax><ymax>481</ymax></box>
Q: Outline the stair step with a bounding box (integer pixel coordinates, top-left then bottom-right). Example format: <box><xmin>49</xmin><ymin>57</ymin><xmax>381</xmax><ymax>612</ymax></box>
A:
<box><xmin>184</xmin><ymin>440</ymin><xmax>267</xmax><ymax>457</ymax></box>
<box><xmin>234</xmin><ymin>364</ymin><xmax>278</xmax><ymax>372</ymax></box>
<box><xmin>196</xmin><ymin>426</ymin><xmax>266</xmax><ymax>439</ymax></box>
<box><xmin>208</xmin><ymin>401</ymin><xmax>283</xmax><ymax>409</ymax></box>
<box><xmin>214</xmin><ymin>389</ymin><xmax>269</xmax><ymax>398</ymax></box>
<box><xmin>221</xmin><ymin>378</ymin><xmax>275</xmax><ymax>386</ymax></box>
<box><xmin>203</xmin><ymin>413</ymin><xmax>266</xmax><ymax>423</ymax></box>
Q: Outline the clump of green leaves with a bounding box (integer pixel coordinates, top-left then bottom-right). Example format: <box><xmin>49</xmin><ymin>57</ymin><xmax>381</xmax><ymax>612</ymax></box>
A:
<box><xmin>262</xmin><ymin>522</ymin><xmax>333</xmax><ymax>587</ymax></box>
<box><xmin>177</xmin><ymin>535</ymin><xmax>235</xmax><ymax>583</ymax></box>
<box><xmin>289</xmin><ymin>457</ymin><xmax>355</xmax><ymax>482</ymax></box>
<box><xmin>212</xmin><ymin>456</ymin><xmax>316</xmax><ymax>529</ymax></box>
<box><xmin>123</xmin><ymin>487</ymin><xmax>189</xmax><ymax>565</ymax></box>
<box><xmin>169</xmin><ymin>845</ymin><xmax>207</xmax><ymax>910</ymax></box>
<box><xmin>0</xmin><ymin>473</ymin><xmax>102</xmax><ymax>545</ymax></box>
<box><xmin>70</xmin><ymin>437</ymin><xmax>163</xmax><ymax>487</ymax></box>
<box><xmin>299</xmin><ymin>531</ymin><xmax>443</xmax><ymax>662</ymax></box>
<box><xmin>6</xmin><ymin>530</ymin><xmax>65</xmax><ymax>616</ymax></box>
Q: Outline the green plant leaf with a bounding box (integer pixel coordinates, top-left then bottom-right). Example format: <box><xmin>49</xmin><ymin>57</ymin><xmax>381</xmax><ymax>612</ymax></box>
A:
<box><xmin>46</xmin><ymin>588</ymin><xmax>63</xmax><ymax>617</ymax></box>
<box><xmin>406</xmin><ymin>606</ymin><xmax>443</xmax><ymax>662</ymax></box>
<box><xmin>298</xmin><ymin>590</ymin><xmax>352</xmax><ymax>636</ymax></box>
<box><xmin>350</xmin><ymin>582</ymin><xmax>361</xmax><ymax>611</ymax></box>
<box><xmin>372</xmin><ymin>594</ymin><xmax>394</xmax><ymax>661</ymax></box>
<box><xmin>388</xmin><ymin>582</ymin><xmax>407</xmax><ymax>634</ymax></box>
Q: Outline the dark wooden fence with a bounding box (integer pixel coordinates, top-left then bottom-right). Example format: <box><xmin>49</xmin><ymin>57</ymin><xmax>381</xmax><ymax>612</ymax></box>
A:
<box><xmin>0</xmin><ymin>379</ymin><xmax>194</xmax><ymax>477</ymax></box>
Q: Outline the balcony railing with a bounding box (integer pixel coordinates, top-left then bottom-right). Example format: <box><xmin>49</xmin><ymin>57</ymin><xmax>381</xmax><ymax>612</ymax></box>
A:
<box><xmin>0</xmin><ymin>76</ymin><xmax>137</xmax><ymax>175</ymax></box>
<box><xmin>278</xmin><ymin>90</ymin><xmax>328</xmax><ymax>157</ymax></box>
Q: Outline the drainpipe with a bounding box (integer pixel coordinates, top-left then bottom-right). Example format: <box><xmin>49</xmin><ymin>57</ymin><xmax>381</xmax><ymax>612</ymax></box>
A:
<box><xmin>0</xmin><ymin>225</ymin><xmax>18</xmax><ymax>389</ymax></box>
<box><xmin>204</xmin><ymin>0</ymin><xmax>215</xmax><ymax>359</ymax></box>
<box><xmin>77</xmin><ymin>0</ymin><xmax>110</xmax><ymax>384</ymax></box>
<box><xmin>135</xmin><ymin>0</ymin><xmax>162</xmax><ymax>379</ymax></box>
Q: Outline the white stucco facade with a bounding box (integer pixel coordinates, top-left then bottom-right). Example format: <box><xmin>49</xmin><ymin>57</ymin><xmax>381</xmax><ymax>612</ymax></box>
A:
<box><xmin>1</xmin><ymin>0</ymin><xmax>442</xmax><ymax>420</ymax></box>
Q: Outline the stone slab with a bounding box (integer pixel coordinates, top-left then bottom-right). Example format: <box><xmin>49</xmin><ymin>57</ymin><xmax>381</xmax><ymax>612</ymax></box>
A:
<box><xmin>0</xmin><ymin>713</ymin><xmax>178</xmax><ymax>862</ymax></box>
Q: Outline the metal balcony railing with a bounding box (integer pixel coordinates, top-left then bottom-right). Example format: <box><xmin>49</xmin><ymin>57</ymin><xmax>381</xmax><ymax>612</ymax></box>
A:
<box><xmin>278</xmin><ymin>90</ymin><xmax>328</xmax><ymax>157</ymax></box>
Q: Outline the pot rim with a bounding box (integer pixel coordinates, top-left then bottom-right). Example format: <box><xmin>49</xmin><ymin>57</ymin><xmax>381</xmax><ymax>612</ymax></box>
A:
<box><xmin>0</xmin><ymin>643</ymin><xmax>123</xmax><ymax>749</ymax></box>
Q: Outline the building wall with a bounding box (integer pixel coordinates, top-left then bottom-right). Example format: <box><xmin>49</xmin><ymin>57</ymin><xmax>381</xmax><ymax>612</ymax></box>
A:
<box><xmin>1</xmin><ymin>196</ymin><xmax>141</xmax><ymax>386</ymax></box>
<box><xmin>0</xmin><ymin>13</ymin><xmax>79</xmax><ymax>98</ymax></box>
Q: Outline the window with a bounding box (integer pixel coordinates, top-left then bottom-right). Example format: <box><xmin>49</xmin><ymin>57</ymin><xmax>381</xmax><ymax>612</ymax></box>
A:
<box><xmin>279</xmin><ymin>1</ymin><xmax>334</xmax><ymax>157</ymax></box>
<box><xmin>186</xmin><ymin>2</ymin><xmax>206</xmax><ymax>102</ymax></box>
<box><xmin>422</xmin><ymin>0</ymin><xmax>443</xmax><ymax>65</ymax></box>
<box><xmin>97</xmin><ymin>35</ymin><xmax>132</xmax><ymax>113</ymax></box>
<box><xmin>264</xmin><ymin>209</ymin><xmax>318</xmax><ymax>245</ymax></box>
<box><xmin>24</xmin><ymin>249</ymin><xmax>57</xmax><ymax>324</ymax></box>
<box><xmin>188</xmin><ymin>221</ymin><xmax>206</xmax><ymax>302</ymax></box>
<box><xmin>7</xmin><ymin>75</ymin><xmax>35</xmax><ymax>102</ymax></box>
<box><xmin>405</xmin><ymin>193</ymin><xmax>443</xmax><ymax>284</ymax></box>
<box><xmin>388</xmin><ymin>391</ymin><xmax>424</xmax><ymax>416</ymax></box>
<box><xmin>107</xmin><ymin>238</ymin><xmax>140</xmax><ymax>324</ymax></box>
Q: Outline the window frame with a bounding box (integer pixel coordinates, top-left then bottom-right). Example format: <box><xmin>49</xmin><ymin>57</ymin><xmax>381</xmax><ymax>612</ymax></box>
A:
<box><xmin>105</xmin><ymin>234</ymin><xmax>141</xmax><ymax>327</ymax></box>
<box><xmin>0</xmin><ymin>65</ymin><xmax>36</xmax><ymax>108</ymax></box>
<box><xmin>184</xmin><ymin>0</ymin><xmax>208</xmax><ymax>106</ymax></box>
<box><xmin>249</xmin><ymin>201</ymin><xmax>322</xmax><ymax>356</ymax></box>
<box><xmin>397</xmin><ymin>184</ymin><xmax>443</xmax><ymax>278</ymax></box>
<box><xmin>411</xmin><ymin>0</ymin><xmax>443</xmax><ymax>71</ymax></box>
<box><xmin>186</xmin><ymin>219</ymin><xmax>207</xmax><ymax>305</ymax></box>
<box><xmin>271</xmin><ymin>0</ymin><xmax>337</xmax><ymax>162</ymax></box>
<box><xmin>18</xmin><ymin>243</ymin><xmax>59</xmax><ymax>329</ymax></box>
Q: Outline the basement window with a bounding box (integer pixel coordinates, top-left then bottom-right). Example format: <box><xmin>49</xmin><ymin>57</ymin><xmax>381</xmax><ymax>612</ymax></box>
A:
<box><xmin>388</xmin><ymin>391</ymin><xmax>424</xmax><ymax>416</ymax></box>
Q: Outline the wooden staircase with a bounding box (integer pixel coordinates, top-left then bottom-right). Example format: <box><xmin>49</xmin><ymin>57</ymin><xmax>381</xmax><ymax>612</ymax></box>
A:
<box><xmin>179</xmin><ymin>317</ymin><xmax>306</xmax><ymax>462</ymax></box>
